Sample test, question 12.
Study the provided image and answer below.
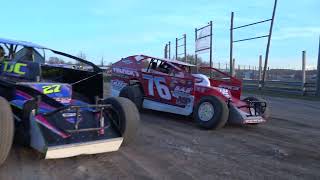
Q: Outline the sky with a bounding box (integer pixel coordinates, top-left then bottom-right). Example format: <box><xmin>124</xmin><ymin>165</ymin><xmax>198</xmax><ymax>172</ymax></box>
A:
<box><xmin>1</xmin><ymin>0</ymin><xmax>319</xmax><ymax>69</ymax></box>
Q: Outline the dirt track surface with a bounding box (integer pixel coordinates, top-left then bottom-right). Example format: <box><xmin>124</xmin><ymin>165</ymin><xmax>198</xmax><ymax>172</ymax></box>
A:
<box><xmin>1</xmin><ymin>91</ymin><xmax>320</xmax><ymax>179</ymax></box>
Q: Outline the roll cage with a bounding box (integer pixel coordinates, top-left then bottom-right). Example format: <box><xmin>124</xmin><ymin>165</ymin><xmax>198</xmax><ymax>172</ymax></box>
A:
<box><xmin>0</xmin><ymin>38</ymin><xmax>102</xmax><ymax>73</ymax></box>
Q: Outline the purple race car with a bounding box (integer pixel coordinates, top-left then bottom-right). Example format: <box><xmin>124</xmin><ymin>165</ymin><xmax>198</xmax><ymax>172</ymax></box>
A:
<box><xmin>0</xmin><ymin>38</ymin><xmax>139</xmax><ymax>165</ymax></box>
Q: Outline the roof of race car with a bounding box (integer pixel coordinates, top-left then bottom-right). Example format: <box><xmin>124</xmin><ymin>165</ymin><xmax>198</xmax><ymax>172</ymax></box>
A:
<box><xmin>134</xmin><ymin>55</ymin><xmax>196</xmax><ymax>67</ymax></box>
<box><xmin>0</xmin><ymin>37</ymin><xmax>48</xmax><ymax>49</ymax></box>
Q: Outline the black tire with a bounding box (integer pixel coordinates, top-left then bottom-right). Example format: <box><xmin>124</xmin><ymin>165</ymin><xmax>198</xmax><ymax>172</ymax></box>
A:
<box><xmin>119</xmin><ymin>85</ymin><xmax>143</xmax><ymax>110</ymax></box>
<box><xmin>103</xmin><ymin>97</ymin><xmax>140</xmax><ymax>145</ymax></box>
<box><xmin>194</xmin><ymin>96</ymin><xmax>229</xmax><ymax>130</ymax></box>
<box><xmin>243</xmin><ymin>96</ymin><xmax>270</xmax><ymax>120</ymax></box>
<box><xmin>0</xmin><ymin>97</ymin><xmax>14</xmax><ymax>166</ymax></box>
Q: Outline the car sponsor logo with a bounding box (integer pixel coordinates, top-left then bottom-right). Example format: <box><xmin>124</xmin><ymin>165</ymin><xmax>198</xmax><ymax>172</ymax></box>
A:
<box><xmin>112</xmin><ymin>67</ymin><xmax>139</xmax><ymax>77</ymax></box>
<box><xmin>219</xmin><ymin>88</ymin><xmax>231</xmax><ymax>98</ymax></box>
<box><xmin>121</xmin><ymin>58</ymin><xmax>132</xmax><ymax>64</ymax></box>
<box><xmin>174</xmin><ymin>86</ymin><xmax>192</xmax><ymax>94</ymax></box>
<box><xmin>218</xmin><ymin>85</ymin><xmax>240</xmax><ymax>91</ymax></box>
<box><xmin>134</xmin><ymin>55</ymin><xmax>145</xmax><ymax>61</ymax></box>
<box><xmin>2</xmin><ymin>61</ymin><xmax>27</xmax><ymax>75</ymax></box>
<box><xmin>111</xmin><ymin>80</ymin><xmax>128</xmax><ymax>91</ymax></box>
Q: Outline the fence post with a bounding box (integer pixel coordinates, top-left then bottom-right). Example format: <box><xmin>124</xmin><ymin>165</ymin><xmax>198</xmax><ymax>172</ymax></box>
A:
<box><xmin>232</xmin><ymin>58</ymin><xmax>236</xmax><ymax>76</ymax></box>
<box><xmin>316</xmin><ymin>36</ymin><xmax>320</xmax><ymax>96</ymax></box>
<box><xmin>258</xmin><ymin>55</ymin><xmax>262</xmax><ymax>88</ymax></box>
<box><xmin>168</xmin><ymin>41</ymin><xmax>171</xmax><ymax>59</ymax></box>
<box><xmin>302</xmin><ymin>51</ymin><xmax>306</xmax><ymax>95</ymax></box>
<box><xmin>164</xmin><ymin>44</ymin><xmax>168</xmax><ymax>58</ymax></box>
<box><xmin>184</xmin><ymin>34</ymin><xmax>187</xmax><ymax>62</ymax></box>
<box><xmin>230</xmin><ymin>12</ymin><xmax>234</xmax><ymax>76</ymax></box>
<box><xmin>175</xmin><ymin>38</ymin><xmax>178</xmax><ymax>60</ymax></box>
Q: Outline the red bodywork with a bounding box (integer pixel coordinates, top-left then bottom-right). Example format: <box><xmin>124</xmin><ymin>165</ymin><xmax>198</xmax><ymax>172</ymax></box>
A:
<box><xmin>111</xmin><ymin>55</ymin><xmax>265</xmax><ymax>124</ymax></box>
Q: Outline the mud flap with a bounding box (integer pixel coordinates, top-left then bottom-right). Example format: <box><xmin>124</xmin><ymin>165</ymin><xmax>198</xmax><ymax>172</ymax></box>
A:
<box><xmin>30</xmin><ymin>110</ymin><xmax>47</xmax><ymax>153</ymax></box>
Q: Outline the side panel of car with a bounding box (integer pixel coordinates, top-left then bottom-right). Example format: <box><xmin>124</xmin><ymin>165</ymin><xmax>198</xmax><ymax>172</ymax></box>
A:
<box><xmin>141</xmin><ymin>72</ymin><xmax>195</xmax><ymax>116</ymax></box>
<box><xmin>194</xmin><ymin>85</ymin><xmax>230</xmax><ymax>105</ymax></box>
<box><xmin>141</xmin><ymin>72</ymin><xmax>195</xmax><ymax>107</ymax></box>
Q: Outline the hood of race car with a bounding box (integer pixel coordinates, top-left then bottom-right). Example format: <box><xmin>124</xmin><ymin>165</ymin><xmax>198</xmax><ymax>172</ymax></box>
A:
<box><xmin>20</xmin><ymin>82</ymin><xmax>72</xmax><ymax>104</ymax></box>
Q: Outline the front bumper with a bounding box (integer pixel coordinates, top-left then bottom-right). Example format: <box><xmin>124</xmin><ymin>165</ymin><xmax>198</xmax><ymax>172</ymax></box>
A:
<box><xmin>228</xmin><ymin>104</ymin><xmax>266</xmax><ymax>125</ymax></box>
<box><xmin>45</xmin><ymin>137</ymin><xmax>123</xmax><ymax>159</ymax></box>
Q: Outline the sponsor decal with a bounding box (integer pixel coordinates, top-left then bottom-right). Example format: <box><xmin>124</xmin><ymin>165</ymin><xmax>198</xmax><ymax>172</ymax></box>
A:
<box><xmin>219</xmin><ymin>88</ymin><xmax>231</xmax><ymax>98</ymax></box>
<box><xmin>174</xmin><ymin>86</ymin><xmax>192</xmax><ymax>94</ymax></box>
<box><xmin>121</xmin><ymin>58</ymin><xmax>133</xmax><ymax>65</ymax></box>
<box><xmin>2</xmin><ymin>61</ymin><xmax>27</xmax><ymax>75</ymax></box>
<box><xmin>55</xmin><ymin>97</ymin><xmax>71</xmax><ymax>104</ymax></box>
<box><xmin>134</xmin><ymin>55</ymin><xmax>145</xmax><ymax>61</ymax></box>
<box><xmin>112</xmin><ymin>67</ymin><xmax>139</xmax><ymax>77</ymax></box>
<box><xmin>195</xmin><ymin>86</ymin><xmax>207</xmax><ymax>93</ymax></box>
<box><xmin>176</xmin><ymin>96</ymin><xmax>191</xmax><ymax>106</ymax></box>
<box><xmin>111</xmin><ymin>80</ymin><xmax>128</xmax><ymax>91</ymax></box>
<box><xmin>218</xmin><ymin>85</ymin><xmax>240</xmax><ymax>91</ymax></box>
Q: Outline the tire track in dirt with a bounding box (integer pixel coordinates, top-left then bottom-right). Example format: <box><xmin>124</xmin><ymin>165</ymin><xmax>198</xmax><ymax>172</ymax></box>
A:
<box><xmin>0</xmin><ymin>87</ymin><xmax>319</xmax><ymax>180</ymax></box>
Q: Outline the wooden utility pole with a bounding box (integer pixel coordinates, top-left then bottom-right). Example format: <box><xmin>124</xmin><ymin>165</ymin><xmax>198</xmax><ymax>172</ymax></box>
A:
<box><xmin>232</xmin><ymin>58</ymin><xmax>236</xmax><ymax>76</ymax></box>
<box><xmin>168</xmin><ymin>41</ymin><xmax>171</xmax><ymax>59</ymax></box>
<box><xmin>259</xmin><ymin>55</ymin><xmax>262</xmax><ymax>88</ymax></box>
<box><xmin>230</xmin><ymin>12</ymin><xmax>234</xmax><ymax>76</ymax></box>
<box><xmin>184</xmin><ymin>34</ymin><xmax>187</xmax><ymax>62</ymax></box>
<box><xmin>302</xmin><ymin>51</ymin><xmax>306</xmax><ymax>95</ymax></box>
<box><xmin>316</xmin><ymin>36</ymin><xmax>320</xmax><ymax>96</ymax></box>
<box><xmin>262</xmin><ymin>0</ymin><xmax>278</xmax><ymax>88</ymax></box>
<box><xmin>164</xmin><ymin>44</ymin><xmax>168</xmax><ymax>58</ymax></box>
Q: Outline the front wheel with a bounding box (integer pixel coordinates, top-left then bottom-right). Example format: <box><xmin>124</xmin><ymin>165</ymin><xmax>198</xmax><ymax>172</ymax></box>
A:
<box><xmin>0</xmin><ymin>97</ymin><xmax>14</xmax><ymax>166</ymax></box>
<box><xmin>194</xmin><ymin>96</ymin><xmax>229</xmax><ymax>130</ymax></box>
<box><xmin>104</xmin><ymin>97</ymin><xmax>140</xmax><ymax>145</ymax></box>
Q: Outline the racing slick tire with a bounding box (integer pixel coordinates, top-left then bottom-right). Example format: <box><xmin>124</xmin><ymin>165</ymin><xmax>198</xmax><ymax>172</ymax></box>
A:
<box><xmin>0</xmin><ymin>97</ymin><xmax>14</xmax><ymax>166</ymax></box>
<box><xmin>194</xmin><ymin>96</ymin><xmax>229</xmax><ymax>130</ymax></box>
<box><xmin>119</xmin><ymin>85</ymin><xmax>143</xmax><ymax>110</ymax></box>
<box><xmin>104</xmin><ymin>97</ymin><xmax>140</xmax><ymax>145</ymax></box>
<box><xmin>243</xmin><ymin>96</ymin><xmax>270</xmax><ymax>120</ymax></box>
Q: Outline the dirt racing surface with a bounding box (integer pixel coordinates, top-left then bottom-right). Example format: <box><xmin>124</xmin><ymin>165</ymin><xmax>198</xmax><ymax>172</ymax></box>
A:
<box><xmin>1</xmin><ymin>88</ymin><xmax>320</xmax><ymax>179</ymax></box>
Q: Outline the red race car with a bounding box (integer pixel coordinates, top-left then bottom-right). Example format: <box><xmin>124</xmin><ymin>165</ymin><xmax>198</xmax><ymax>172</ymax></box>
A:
<box><xmin>111</xmin><ymin>55</ymin><xmax>269</xmax><ymax>129</ymax></box>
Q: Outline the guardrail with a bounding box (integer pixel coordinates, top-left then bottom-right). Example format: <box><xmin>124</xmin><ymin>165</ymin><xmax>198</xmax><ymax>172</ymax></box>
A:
<box><xmin>242</xmin><ymin>80</ymin><xmax>316</xmax><ymax>96</ymax></box>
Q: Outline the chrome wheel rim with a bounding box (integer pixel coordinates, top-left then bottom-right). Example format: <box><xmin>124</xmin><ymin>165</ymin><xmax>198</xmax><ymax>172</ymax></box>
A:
<box><xmin>198</xmin><ymin>102</ymin><xmax>214</xmax><ymax>122</ymax></box>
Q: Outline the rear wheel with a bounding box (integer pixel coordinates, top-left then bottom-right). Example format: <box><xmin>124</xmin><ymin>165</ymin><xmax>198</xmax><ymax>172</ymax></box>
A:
<box><xmin>194</xmin><ymin>96</ymin><xmax>229</xmax><ymax>130</ymax></box>
<box><xmin>0</xmin><ymin>97</ymin><xmax>14</xmax><ymax>166</ymax></box>
<box><xmin>104</xmin><ymin>97</ymin><xmax>140</xmax><ymax>145</ymax></box>
<box><xmin>243</xmin><ymin>96</ymin><xmax>270</xmax><ymax>119</ymax></box>
<box><xmin>119</xmin><ymin>85</ymin><xmax>143</xmax><ymax>110</ymax></box>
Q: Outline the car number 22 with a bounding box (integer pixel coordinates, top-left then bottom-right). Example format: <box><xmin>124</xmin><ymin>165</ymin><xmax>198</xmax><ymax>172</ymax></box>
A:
<box><xmin>143</xmin><ymin>74</ymin><xmax>171</xmax><ymax>100</ymax></box>
<box><xmin>42</xmin><ymin>84</ymin><xmax>62</xmax><ymax>94</ymax></box>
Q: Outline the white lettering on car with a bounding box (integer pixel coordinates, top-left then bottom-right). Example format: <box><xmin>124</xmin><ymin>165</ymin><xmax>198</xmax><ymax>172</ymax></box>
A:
<box><xmin>112</xmin><ymin>67</ymin><xmax>139</xmax><ymax>77</ymax></box>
